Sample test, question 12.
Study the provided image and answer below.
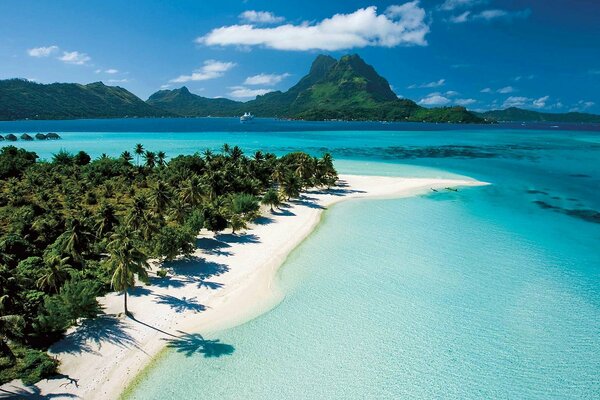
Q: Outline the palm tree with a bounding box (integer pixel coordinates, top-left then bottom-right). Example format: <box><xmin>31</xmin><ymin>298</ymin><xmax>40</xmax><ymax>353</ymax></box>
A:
<box><xmin>57</xmin><ymin>217</ymin><xmax>93</xmax><ymax>263</ymax></box>
<box><xmin>37</xmin><ymin>253</ymin><xmax>75</xmax><ymax>293</ymax></box>
<box><xmin>281</xmin><ymin>174</ymin><xmax>301</xmax><ymax>200</ymax></box>
<box><xmin>0</xmin><ymin>314</ymin><xmax>24</xmax><ymax>362</ymax></box>
<box><xmin>127</xmin><ymin>195</ymin><xmax>155</xmax><ymax>239</ymax></box>
<box><xmin>271</xmin><ymin>164</ymin><xmax>286</xmax><ymax>187</ymax></box>
<box><xmin>262</xmin><ymin>188</ymin><xmax>281</xmax><ymax>211</ymax></box>
<box><xmin>105</xmin><ymin>228</ymin><xmax>149</xmax><ymax>315</ymax></box>
<box><xmin>143</xmin><ymin>151</ymin><xmax>156</xmax><ymax>169</ymax></box>
<box><xmin>203</xmin><ymin>149</ymin><xmax>213</xmax><ymax>162</ymax></box>
<box><xmin>229</xmin><ymin>214</ymin><xmax>247</xmax><ymax>234</ymax></box>
<box><xmin>150</xmin><ymin>180</ymin><xmax>172</xmax><ymax>215</ymax></box>
<box><xmin>230</xmin><ymin>146</ymin><xmax>243</xmax><ymax>162</ymax></box>
<box><xmin>134</xmin><ymin>144</ymin><xmax>144</xmax><ymax>167</ymax></box>
<box><xmin>157</xmin><ymin>151</ymin><xmax>167</xmax><ymax>167</ymax></box>
<box><xmin>221</xmin><ymin>143</ymin><xmax>231</xmax><ymax>155</ymax></box>
<box><xmin>120</xmin><ymin>151</ymin><xmax>133</xmax><ymax>165</ymax></box>
<box><xmin>96</xmin><ymin>202</ymin><xmax>119</xmax><ymax>238</ymax></box>
<box><xmin>179</xmin><ymin>176</ymin><xmax>204</xmax><ymax>208</ymax></box>
<box><xmin>253</xmin><ymin>150</ymin><xmax>264</xmax><ymax>162</ymax></box>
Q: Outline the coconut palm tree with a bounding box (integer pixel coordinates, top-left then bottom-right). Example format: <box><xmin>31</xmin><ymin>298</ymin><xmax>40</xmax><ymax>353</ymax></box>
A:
<box><xmin>105</xmin><ymin>228</ymin><xmax>149</xmax><ymax>315</ymax></box>
<box><xmin>143</xmin><ymin>151</ymin><xmax>156</xmax><ymax>169</ymax></box>
<box><xmin>0</xmin><ymin>314</ymin><xmax>24</xmax><ymax>361</ymax></box>
<box><xmin>262</xmin><ymin>188</ymin><xmax>281</xmax><ymax>211</ymax></box>
<box><xmin>57</xmin><ymin>217</ymin><xmax>94</xmax><ymax>263</ymax></box>
<box><xmin>229</xmin><ymin>214</ymin><xmax>247</xmax><ymax>234</ymax></box>
<box><xmin>230</xmin><ymin>146</ymin><xmax>243</xmax><ymax>162</ymax></box>
<box><xmin>253</xmin><ymin>150</ymin><xmax>264</xmax><ymax>162</ymax></box>
<box><xmin>178</xmin><ymin>175</ymin><xmax>204</xmax><ymax>208</ymax></box>
<box><xmin>150</xmin><ymin>180</ymin><xmax>171</xmax><ymax>215</ymax></box>
<box><xmin>281</xmin><ymin>174</ymin><xmax>301</xmax><ymax>200</ymax></box>
<box><xmin>134</xmin><ymin>144</ymin><xmax>144</xmax><ymax>166</ymax></box>
<box><xmin>95</xmin><ymin>202</ymin><xmax>118</xmax><ymax>238</ymax></box>
<box><xmin>120</xmin><ymin>151</ymin><xmax>133</xmax><ymax>165</ymax></box>
<box><xmin>203</xmin><ymin>149</ymin><xmax>213</xmax><ymax>162</ymax></box>
<box><xmin>37</xmin><ymin>253</ymin><xmax>75</xmax><ymax>293</ymax></box>
<box><xmin>157</xmin><ymin>151</ymin><xmax>167</xmax><ymax>167</ymax></box>
<box><xmin>221</xmin><ymin>143</ymin><xmax>231</xmax><ymax>155</ymax></box>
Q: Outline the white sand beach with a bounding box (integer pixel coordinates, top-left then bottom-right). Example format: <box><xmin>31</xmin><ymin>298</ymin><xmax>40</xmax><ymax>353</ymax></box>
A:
<box><xmin>0</xmin><ymin>174</ymin><xmax>487</xmax><ymax>399</ymax></box>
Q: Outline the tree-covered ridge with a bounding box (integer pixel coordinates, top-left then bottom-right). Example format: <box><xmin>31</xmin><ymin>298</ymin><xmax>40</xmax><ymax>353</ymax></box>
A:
<box><xmin>477</xmin><ymin>107</ymin><xmax>600</xmax><ymax>123</ymax></box>
<box><xmin>0</xmin><ymin>144</ymin><xmax>337</xmax><ymax>384</ymax></box>
<box><xmin>148</xmin><ymin>54</ymin><xmax>484</xmax><ymax>123</ymax></box>
<box><xmin>0</xmin><ymin>79</ymin><xmax>172</xmax><ymax>121</ymax></box>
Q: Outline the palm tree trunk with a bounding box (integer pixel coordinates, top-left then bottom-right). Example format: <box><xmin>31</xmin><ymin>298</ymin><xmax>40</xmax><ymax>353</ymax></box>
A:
<box><xmin>124</xmin><ymin>288</ymin><xmax>128</xmax><ymax>316</ymax></box>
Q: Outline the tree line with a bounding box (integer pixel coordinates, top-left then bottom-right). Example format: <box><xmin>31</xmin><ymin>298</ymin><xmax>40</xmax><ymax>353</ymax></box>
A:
<box><xmin>0</xmin><ymin>143</ymin><xmax>337</xmax><ymax>384</ymax></box>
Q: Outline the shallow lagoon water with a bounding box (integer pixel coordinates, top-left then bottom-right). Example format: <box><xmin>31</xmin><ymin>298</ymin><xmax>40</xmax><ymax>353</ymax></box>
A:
<box><xmin>2</xmin><ymin>119</ymin><xmax>599</xmax><ymax>398</ymax></box>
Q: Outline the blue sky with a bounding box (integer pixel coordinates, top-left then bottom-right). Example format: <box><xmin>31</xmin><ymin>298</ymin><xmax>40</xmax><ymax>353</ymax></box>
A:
<box><xmin>1</xmin><ymin>0</ymin><xmax>599</xmax><ymax>112</ymax></box>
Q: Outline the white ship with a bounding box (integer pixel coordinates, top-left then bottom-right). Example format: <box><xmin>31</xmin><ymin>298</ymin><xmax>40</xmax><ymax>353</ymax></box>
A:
<box><xmin>240</xmin><ymin>112</ymin><xmax>254</xmax><ymax>122</ymax></box>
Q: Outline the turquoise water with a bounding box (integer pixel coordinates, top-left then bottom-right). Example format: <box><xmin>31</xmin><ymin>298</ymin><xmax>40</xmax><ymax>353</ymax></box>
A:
<box><xmin>2</xmin><ymin>119</ymin><xmax>599</xmax><ymax>398</ymax></box>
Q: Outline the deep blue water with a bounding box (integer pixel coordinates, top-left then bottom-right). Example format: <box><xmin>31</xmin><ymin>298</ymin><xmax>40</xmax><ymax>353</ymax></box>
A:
<box><xmin>2</xmin><ymin>119</ymin><xmax>598</xmax><ymax>398</ymax></box>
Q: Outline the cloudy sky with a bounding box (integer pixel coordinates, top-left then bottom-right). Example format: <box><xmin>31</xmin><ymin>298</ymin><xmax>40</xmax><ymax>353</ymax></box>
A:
<box><xmin>1</xmin><ymin>0</ymin><xmax>599</xmax><ymax>112</ymax></box>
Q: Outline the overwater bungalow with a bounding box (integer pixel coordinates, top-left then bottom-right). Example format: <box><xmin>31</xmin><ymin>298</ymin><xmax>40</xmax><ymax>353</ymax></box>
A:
<box><xmin>35</xmin><ymin>133</ymin><xmax>47</xmax><ymax>140</ymax></box>
<box><xmin>21</xmin><ymin>133</ymin><xmax>34</xmax><ymax>141</ymax></box>
<box><xmin>46</xmin><ymin>132</ymin><xmax>61</xmax><ymax>140</ymax></box>
<box><xmin>5</xmin><ymin>134</ymin><xmax>18</xmax><ymax>141</ymax></box>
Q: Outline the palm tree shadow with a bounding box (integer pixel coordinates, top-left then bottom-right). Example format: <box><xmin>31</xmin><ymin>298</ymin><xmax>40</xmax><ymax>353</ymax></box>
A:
<box><xmin>153</xmin><ymin>294</ymin><xmax>206</xmax><ymax>313</ymax></box>
<box><xmin>164</xmin><ymin>256</ymin><xmax>229</xmax><ymax>280</ymax></box>
<box><xmin>196</xmin><ymin>237</ymin><xmax>233</xmax><ymax>256</ymax></box>
<box><xmin>217</xmin><ymin>233</ymin><xmax>260</xmax><ymax>244</ymax></box>
<box><xmin>0</xmin><ymin>386</ymin><xmax>78</xmax><ymax>399</ymax></box>
<box><xmin>164</xmin><ymin>331</ymin><xmax>234</xmax><ymax>358</ymax></box>
<box><xmin>51</xmin><ymin>315</ymin><xmax>137</xmax><ymax>355</ymax></box>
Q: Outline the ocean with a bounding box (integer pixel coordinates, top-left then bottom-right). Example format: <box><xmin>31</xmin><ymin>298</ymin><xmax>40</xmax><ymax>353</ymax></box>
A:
<box><xmin>1</xmin><ymin>118</ymin><xmax>598</xmax><ymax>399</ymax></box>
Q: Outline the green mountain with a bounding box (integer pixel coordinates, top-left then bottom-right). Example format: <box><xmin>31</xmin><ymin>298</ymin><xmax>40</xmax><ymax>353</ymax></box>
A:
<box><xmin>146</xmin><ymin>86</ymin><xmax>240</xmax><ymax>117</ymax></box>
<box><xmin>0</xmin><ymin>79</ymin><xmax>171</xmax><ymax>120</ymax></box>
<box><xmin>149</xmin><ymin>54</ymin><xmax>485</xmax><ymax>123</ymax></box>
<box><xmin>478</xmin><ymin>107</ymin><xmax>600</xmax><ymax>123</ymax></box>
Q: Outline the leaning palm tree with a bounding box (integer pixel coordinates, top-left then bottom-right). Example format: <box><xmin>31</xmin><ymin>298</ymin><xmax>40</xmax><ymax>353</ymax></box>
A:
<box><xmin>143</xmin><ymin>150</ymin><xmax>156</xmax><ymax>169</ymax></box>
<box><xmin>262</xmin><ymin>188</ymin><xmax>281</xmax><ymax>212</ymax></box>
<box><xmin>134</xmin><ymin>144</ymin><xmax>144</xmax><ymax>166</ymax></box>
<box><xmin>281</xmin><ymin>174</ymin><xmax>301</xmax><ymax>200</ymax></box>
<box><xmin>179</xmin><ymin>175</ymin><xmax>204</xmax><ymax>208</ymax></box>
<box><xmin>105</xmin><ymin>228</ymin><xmax>149</xmax><ymax>315</ymax></box>
<box><xmin>37</xmin><ymin>253</ymin><xmax>75</xmax><ymax>293</ymax></box>
<box><xmin>0</xmin><ymin>314</ymin><xmax>24</xmax><ymax>362</ymax></box>
<box><xmin>157</xmin><ymin>151</ymin><xmax>167</xmax><ymax>167</ymax></box>
<box><xmin>149</xmin><ymin>180</ymin><xmax>172</xmax><ymax>215</ymax></box>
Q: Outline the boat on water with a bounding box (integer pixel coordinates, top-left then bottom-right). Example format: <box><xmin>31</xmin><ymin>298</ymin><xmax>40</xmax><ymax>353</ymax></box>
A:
<box><xmin>240</xmin><ymin>112</ymin><xmax>254</xmax><ymax>123</ymax></box>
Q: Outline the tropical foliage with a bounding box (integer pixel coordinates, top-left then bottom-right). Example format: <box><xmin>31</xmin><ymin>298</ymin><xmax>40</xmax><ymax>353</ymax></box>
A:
<box><xmin>0</xmin><ymin>143</ymin><xmax>337</xmax><ymax>384</ymax></box>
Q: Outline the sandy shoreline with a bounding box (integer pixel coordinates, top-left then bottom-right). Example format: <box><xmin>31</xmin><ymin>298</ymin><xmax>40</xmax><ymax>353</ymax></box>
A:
<box><xmin>1</xmin><ymin>174</ymin><xmax>487</xmax><ymax>399</ymax></box>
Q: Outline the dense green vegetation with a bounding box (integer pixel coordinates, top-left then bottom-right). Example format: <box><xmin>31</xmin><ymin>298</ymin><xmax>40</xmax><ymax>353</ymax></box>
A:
<box><xmin>0</xmin><ymin>79</ymin><xmax>171</xmax><ymax>120</ymax></box>
<box><xmin>0</xmin><ymin>144</ymin><xmax>337</xmax><ymax>384</ymax></box>
<box><xmin>477</xmin><ymin>107</ymin><xmax>600</xmax><ymax>123</ymax></box>
<box><xmin>148</xmin><ymin>54</ymin><xmax>485</xmax><ymax>123</ymax></box>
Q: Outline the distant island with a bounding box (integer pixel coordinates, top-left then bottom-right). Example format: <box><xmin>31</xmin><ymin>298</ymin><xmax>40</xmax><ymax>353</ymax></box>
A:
<box><xmin>1</xmin><ymin>54</ymin><xmax>598</xmax><ymax>124</ymax></box>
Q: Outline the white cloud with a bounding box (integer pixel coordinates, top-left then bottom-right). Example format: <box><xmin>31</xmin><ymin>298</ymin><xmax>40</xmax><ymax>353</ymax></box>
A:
<box><xmin>58</xmin><ymin>51</ymin><xmax>91</xmax><ymax>65</ymax></box>
<box><xmin>502</xmin><ymin>96</ymin><xmax>529</xmax><ymax>108</ymax></box>
<box><xmin>480</xmin><ymin>87</ymin><xmax>492</xmax><ymax>93</ymax></box>
<box><xmin>199</xmin><ymin>3</ymin><xmax>430</xmax><ymax>51</ymax></box>
<box><xmin>497</xmin><ymin>86</ymin><xmax>515</xmax><ymax>94</ymax></box>
<box><xmin>455</xmin><ymin>98</ymin><xmax>476</xmax><ymax>106</ymax></box>
<box><xmin>439</xmin><ymin>0</ymin><xmax>486</xmax><ymax>11</ymax></box>
<box><xmin>239</xmin><ymin>10</ymin><xmax>285</xmax><ymax>24</ymax></box>
<box><xmin>409</xmin><ymin>78</ymin><xmax>445</xmax><ymax>89</ymax></box>
<box><xmin>107</xmin><ymin>78</ymin><xmax>129</xmax><ymax>84</ymax></box>
<box><xmin>244</xmin><ymin>73</ymin><xmax>290</xmax><ymax>85</ymax></box>
<box><xmin>160</xmin><ymin>84</ymin><xmax>171</xmax><ymax>90</ymax></box>
<box><xmin>27</xmin><ymin>45</ymin><xmax>59</xmax><ymax>57</ymax></box>
<box><xmin>445</xmin><ymin>90</ymin><xmax>459</xmax><ymax>97</ymax></box>
<box><xmin>105</xmin><ymin>68</ymin><xmax>119</xmax><ymax>74</ymax></box>
<box><xmin>170</xmin><ymin>60</ymin><xmax>236</xmax><ymax>83</ymax></box>
<box><xmin>569</xmin><ymin>100</ymin><xmax>595</xmax><ymax>112</ymax></box>
<box><xmin>588</xmin><ymin>69</ymin><xmax>600</xmax><ymax>75</ymax></box>
<box><xmin>449</xmin><ymin>11</ymin><xmax>471</xmax><ymax>23</ymax></box>
<box><xmin>532</xmin><ymin>95</ymin><xmax>549</xmax><ymax>108</ymax></box>
<box><xmin>419</xmin><ymin>93</ymin><xmax>451</xmax><ymax>106</ymax></box>
<box><xmin>474</xmin><ymin>8</ymin><xmax>531</xmax><ymax>21</ymax></box>
<box><xmin>228</xmin><ymin>86</ymin><xmax>274</xmax><ymax>98</ymax></box>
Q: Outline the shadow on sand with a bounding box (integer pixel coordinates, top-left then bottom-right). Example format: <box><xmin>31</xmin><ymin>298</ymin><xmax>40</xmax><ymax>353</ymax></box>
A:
<box><xmin>51</xmin><ymin>315</ymin><xmax>138</xmax><ymax>355</ymax></box>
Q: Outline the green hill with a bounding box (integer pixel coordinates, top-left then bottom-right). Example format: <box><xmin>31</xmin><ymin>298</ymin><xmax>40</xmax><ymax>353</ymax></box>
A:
<box><xmin>478</xmin><ymin>107</ymin><xmax>600</xmax><ymax>123</ymax></box>
<box><xmin>0</xmin><ymin>79</ymin><xmax>171</xmax><ymax>120</ymax></box>
<box><xmin>149</xmin><ymin>54</ymin><xmax>484</xmax><ymax>123</ymax></box>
